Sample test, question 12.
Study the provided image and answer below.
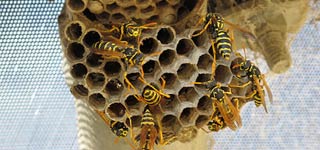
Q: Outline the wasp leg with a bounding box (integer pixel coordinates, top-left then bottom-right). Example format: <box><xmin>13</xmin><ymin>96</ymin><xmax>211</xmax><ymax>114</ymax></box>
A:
<box><xmin>261</xmin><ymin>74</ymin><xmax>273</xmax><ymax>104</ymax></box>
<box><xmin>101</xmin><ymin>25</ymin><xmax>120</xmax><ymax>34</ymax></box>
<box><xmin>140</xmin><ymin>22</ymin><xmax>158</xmax><ymax>29</ymax></box>
<box><xmin>138</xmin><ymin>77</ymin><xmax>170</xmax><ymax>98</ymax></box>
<box><xmin>156</xmin><ymin>116</ymin><xmax>176</xmax><ymax>146</ymax></box>
<box><xmin>124</xmin><ymin>72</ymin><xmax>139</xmax><ymax>94</ymax></box>
<box><xmin>192</xmin><ymin>17</ymin><xmax>210</xmax><ymax>37</ymax></box>
<box><xmin>95</xmin><ymin>110</ymin><xmax>110</xmax><ymax>126</ymax></box>
<box><xmin>125</xmin><ymin>113</ymin><xmax>137</xmax><ymax>150</ymax></box>
<box><xmin>106</xmin><ymin>35</ymin><xmax>129</xmax><ymax>47</ymax></box>
<box><xmin>228</xmin><ymin>81</ymin><xmax>251</xmax><ymax>88</ymax></box>
<box><xmin>159</xmin><ymin>77</ymin><xmax>166</xmax><ymax>89</ymax></box>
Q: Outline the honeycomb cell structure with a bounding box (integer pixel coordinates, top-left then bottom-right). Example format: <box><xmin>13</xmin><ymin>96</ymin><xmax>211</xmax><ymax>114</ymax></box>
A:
<box><xmin>59</xmin><ymin>0</ymin><xmax>260</xmax><ymax>148</ymax></box>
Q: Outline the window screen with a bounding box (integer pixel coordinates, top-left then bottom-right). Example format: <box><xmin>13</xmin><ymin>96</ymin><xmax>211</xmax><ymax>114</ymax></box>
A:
<box><xmin>0</xmin><ymin>0</ymin><xmax>319</xmax><ymax>150</ymax></box>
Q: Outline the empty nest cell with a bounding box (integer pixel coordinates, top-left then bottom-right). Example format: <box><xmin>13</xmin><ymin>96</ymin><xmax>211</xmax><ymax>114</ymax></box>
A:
<box><xmin>197</xmin><ymin>54</ymin><xmax>213</xmax><ymax>71</ymax></box>
<box><xmin>105</xmin><ymin>79</ymin><xmax>124</xmax><ymax>95</ymax></box>
<box><xmin>106</xmin><ymin>102</ymin><xmax>127</xmax><ymax>120</ymax></box>
<box><xmin>197</xmin><ymin>95</ymin><xmax>213</xmax><ymax>114</ymax></box>
<box><xmin>88</xmin><ymin>93</ymin><xmax>106</xmax><ymax>110</ymax></box>
<box><xmin>160</xmin><ymin>73</ymin><xmax>177</xmax><ymax>89</ymax></box>
<box><xmin>86</xmin><ymin>72</ymin><xmax>106</xmax><ymax>89</ymax></box>
<box><xmin>65</xmin><ymin>22</ymin><xmax>83</xmax><ymax>40</ymax></box>
<box><xmin>195</xmin><ymin>115</ymin><xmax>209</xmax><ymax>128</ymax></box>
<box><xmin>194</xmin><ymin>74</ymin><xmax>211</xmax><ymax>88</ymax></box>
<box><xmin>229</xmin><ymin>77</ymin><xmax>249</xmax><ymax>96</ymax></box>
<box><xmin>215</xmin><ymin>65</ymin><xmax>232</xmax><ymax>84</ymax></box>
<box><xmin>159</xmin><ymin>94</ymin><xmax>179</xmax><ymax>112</ymax></box>
<box><xmin>140</xmin><ymin>38</ymin><xmax>158</xmax><ymax>54</ymax></box>
<box><xmin>125</xmin><ymin>72</ymin><xmax>143</xmax><ymax>88</ymax></box>
<box><xmin>142</xmin><ymin>60</ymin><xmax>160</xmax><ymax>77</ymax></box>
<box><xmin>140</xmin><ymin>5</ymin><xmax>156</xmax><ymax>14</ymax></box>
<box><xmin>178</xmin><ymin>87</ymin><xmax>199</xmax><ymax>103</ymax></box>
<box><xmin>111</xmin><ymin>13</ymin><xmax>126</xmax><ymax>23</ymax></box>
<box><xmin>82</xmin><ymin>30</ymin><xmax>101</xmax><ymax>47</ymax></box>
<box><xmin>126</xmin><ymin>115</ymin><xmax>142</xmax><ymax>128</ymax></box>
<box><xmin>159</xmin><ymin>49</ymin><xmax>176</xmax><ymax>66</ymax></box>
<box><xmin>176</xmin><ymin>39</ymin><xmax>194</xmax><ymax>56</ymax></box>
<box><xmin>179</xmin><ymin>107</ymin><xmax>198</xmax><ymax>125</ymax></box>
<box><xmin>96</xmin><ymin>12</ymin><xmax>111</xmax><ymax>23</ymax></box>
<box><xmin>86</xmin><ymin>53</ymin><xmax>103</xmax><ymax>67</ymax></box>
<box><xmin>191</xmin><ymin>30</ymin><xmax>207</xmax><ymax>47</ymax></box>
<box><xmin>83</xmin><ymin>8</ymin><xmax>98</xmax><ymax>21</ymax></box>
<box><xmin>177</xmin><ymin>63</ymin><xmax>196</xmax><ymax>80</ymax></box>
<box><xmin>104</xmin><ymin>60</ymin><xmax>122</xmax><ymax>76</ymax></box>
<box><xmin>71</xmin><ymin>63</ymin><xmax>87</xmax><ymax>79</ymax></box>
<box><xmin>70</xmin><ymin>84</ymin><xmax>88</xmax><ymax>98</ymax></box>
<box><xmin>67</xmin><ymin>0</ymin><xmax>87</xmax><ymax>12</ymax></box>
<box><xmin>66</xmin><ymin>42</ymin><xmax>85</xmax><ymax>61</ymax></box>
<box><xmin>157</xmin><ymin>27</ymin><xmax>175</xmax><ymax>44</ymax></box>
<box><xmin>161</xmin><ymin>114</ymin><xmax>180</xmax><ymax>132</ymax></box>
<box><xmin>125</xmin><ymin>95</ymin><xmax>140</xmax><ymax>110</ymax></box>
<box><xmin>124</xmin><ymin>6</ymin><xmax>137</xmax><ymax>15</ymax></box>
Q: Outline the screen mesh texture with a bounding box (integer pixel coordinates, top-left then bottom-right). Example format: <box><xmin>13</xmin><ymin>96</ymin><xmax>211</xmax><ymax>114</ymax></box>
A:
<box><xmin>0</xmin><ymin>1</ymin><xmax>319</xmax><ymax>150</ymax></box>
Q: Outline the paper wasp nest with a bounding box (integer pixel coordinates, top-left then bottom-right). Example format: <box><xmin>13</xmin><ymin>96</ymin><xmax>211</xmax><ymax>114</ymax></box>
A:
<box><xmin>59</xmin><ymin>0</ymin><xmax>309</xmax><ymax>147</ymax></box>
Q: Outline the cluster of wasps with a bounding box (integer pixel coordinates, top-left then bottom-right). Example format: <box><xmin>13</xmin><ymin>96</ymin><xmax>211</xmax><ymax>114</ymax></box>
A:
<box><xmin>89</xmin><ymin>10</ymin><xmax>273</xmax><ymax>150</ymax></box>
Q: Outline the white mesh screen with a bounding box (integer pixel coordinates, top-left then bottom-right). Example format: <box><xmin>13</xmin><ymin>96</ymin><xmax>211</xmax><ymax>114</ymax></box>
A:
<box><xmin>0</xmin><ymin>0</ymin><xmax>319</xmax><ymax>150</ymax></box>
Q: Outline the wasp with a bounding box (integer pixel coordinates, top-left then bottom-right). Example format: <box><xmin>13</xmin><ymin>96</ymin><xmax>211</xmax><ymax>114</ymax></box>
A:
<box><xmin>95</xmin><ymin>110</ymin><xmax>136</xmax><ymax>148</ymax></box>
<box><xmin>193</xmin><ymin>13</ymin><xmax>255</xmax><ymax>79</ymax></box>
<box><xmin>207</xmin><ymin>115</ymin><xmax>226</xmax><ymax>132</ymax></box>
<box><xmin>132</xmin><ymin>77</ymin><xmax>170</xmax><ymax>106</ymax></box>
<box><xmin>134</xmin><ymin>108</ymin><xmax>158</xmax><ymax>150</ymax></box>
<box><xmin>91</xmin><ymin>36</ymin><xmax>162</xmax><ymax>93</ymax></box>
<box><xmin>193</xmin><ymin>80</ymin><xmax>242</xmax><ymax>130</ymax></box>
<box><xmin>91</xmin><ymin>37</ymin><xmax>146</xmax><ymax>91</ymax></box>
<box><xmin>130</xmin><ymin>108</ymin><xmax>176</xmax><ymax>150</ymax></box>
<box><xmin>103</xmin><ymin>21</ymin><xmax>157</xmax><ymax>47</ymax></box>
<box><xmin>230</xmin><ymin>55</ymin><xmax>273</xmax><ymax>113</ymax></box>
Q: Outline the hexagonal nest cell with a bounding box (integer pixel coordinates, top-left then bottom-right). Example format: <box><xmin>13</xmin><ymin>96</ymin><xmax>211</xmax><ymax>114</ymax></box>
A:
<box><xmin>59</xmin><ymin>0</ymin><xmax>272</xmax><ymax>147</ymax></box>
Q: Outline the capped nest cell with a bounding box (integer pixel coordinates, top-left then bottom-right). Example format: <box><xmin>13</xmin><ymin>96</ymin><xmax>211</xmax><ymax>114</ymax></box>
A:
<box><xmin>58</xmin><ymin>0</ymin><xmax>296</xmax><ymax>149</ymax></box>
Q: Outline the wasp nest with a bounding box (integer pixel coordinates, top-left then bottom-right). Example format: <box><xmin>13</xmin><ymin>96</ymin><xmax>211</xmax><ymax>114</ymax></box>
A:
<box><xmin>59</xmin><ymin>0</ymin><xmax>273</xmax><ymax>148</ymax></box>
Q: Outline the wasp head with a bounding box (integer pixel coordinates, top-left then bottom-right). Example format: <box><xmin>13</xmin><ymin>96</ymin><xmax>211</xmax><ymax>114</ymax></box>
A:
<box><xmin>240</xmin><ymin>60</ymin><xmax>251</xmax><ymax>71</ymax></box>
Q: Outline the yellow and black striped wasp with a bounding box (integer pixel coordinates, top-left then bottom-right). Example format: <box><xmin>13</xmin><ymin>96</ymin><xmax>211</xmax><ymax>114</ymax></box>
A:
<box><xmin>192</xmin><ymin>1</ymin><xmax>255</xmax><ymax>79</ymax></box>
<box><xmin>132</xmin><ymin>77</ymin><xmax>170</xmax><ymax>106</ymax></box>
<box><xmin>134</xmin><ymin>108</ymin><xmax>158</xmax><ymax>150</ymax></box>
<box><xmin>95</xmin><ymin>110</ymin><xmax>135</xmax><ymax>148</ymax></box>
<box><xmin>91</xmin><ymin>37</ymin><xmax>146</xmax><ymax>91</ymax></box>
<box><xmin>192</xmin><ymin>12</ymin><xmax>233</xmax><ymax>79</ymax></box>
<box><xmin>103</xmin><ymin>21</ymin><xmax>157</xmax><ymax>47</ymax></box>
<box><xmin>91</xmin><ymin>36</ymin><xmax>162</xmax><ymax>93</ymax></box>
<box><xmin>193</xmin><ymin>80</ymin><xmax>242</xmax><ymax>130</ymax></box>
<box><xmin>129</xmin><ymin>107</ymin><xmax>176</xmax><ymax>150</ymax></box>
<box><xmin>230</xmin><ymin>53</ymin><xmax>273</xmax><ymax>113</ymax></box>
<box><xmin>207</xmin><ymin>115</ymin><xmax>226</xmax><ymax>132</ymax></box>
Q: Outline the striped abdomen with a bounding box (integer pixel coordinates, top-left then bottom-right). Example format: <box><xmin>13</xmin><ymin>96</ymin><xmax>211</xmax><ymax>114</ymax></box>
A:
<box><xmin>93</xmin><ymin>40</ymin><xmax>125</xmax><ymax>53</ymax></box>
<box><xmin>142</xmin><ymin>89</ymin><xmax>161</xmax><ymax>106</ymax></box>
<box><xmin>139</xmin><ymin>109</ymin><xmax>157</xmax><ymax>150</ymax></box>
<box><xmin>253</xmin><ymin>92</ymin><xmax>262</xmax><ymax>107</ymax></box>
<box><xmin>215</xmin><ymin>30</ymin><xmax>232</xmax><ymax>60</ymax></box>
